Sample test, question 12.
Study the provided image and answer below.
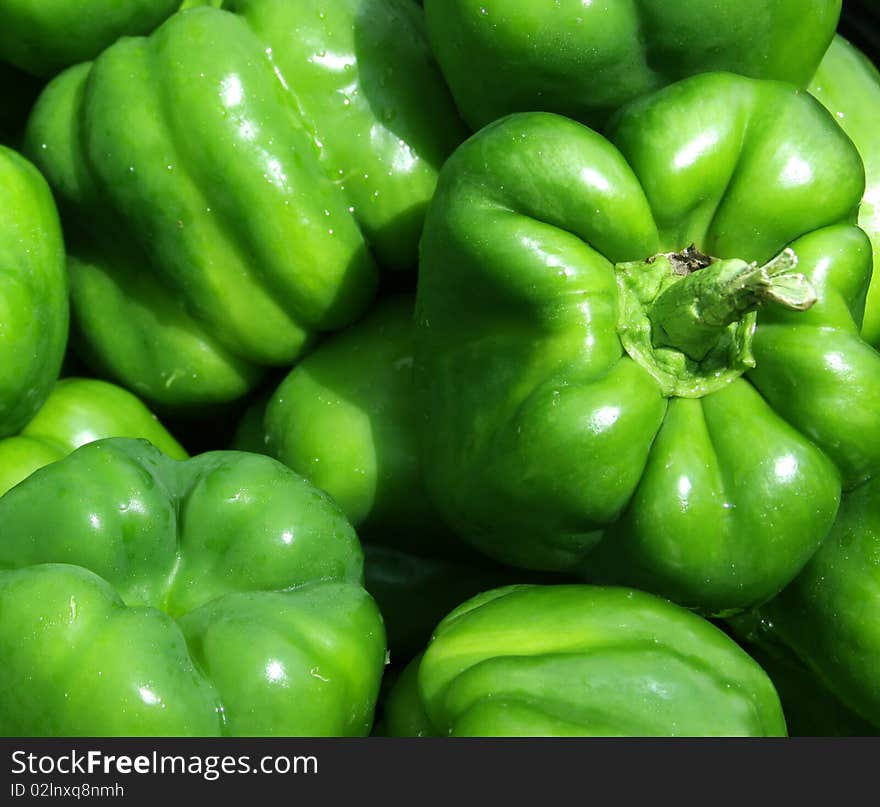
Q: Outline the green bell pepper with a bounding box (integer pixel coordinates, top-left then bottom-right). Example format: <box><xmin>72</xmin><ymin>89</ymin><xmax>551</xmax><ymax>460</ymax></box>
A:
<box><xmin>265</xmin><ymin>297</ymin><xmax>446</xmax><ymax>549</ymax></box>
<box><xmin>384</xmin><ymin>585</ymin><xmax>787</xmax><ymax>737</ymax></box>
<box><xmin>260</xmin><ymin>296</ymin><xmax>550</xmax><ymax>658</ymax></box>
<box><xmin>0</xmin><ymin>0</ymin><xmax>178</xmax><ymax>77</ymax></box>
<box><xmin>735</xmin><ymin>475</ymin><xmax>880</xmax><ymax>729</ymax></box>
<box><xmin>415</xmin><ymin>73</ymin><xmax>880</xmax><ymax>615</ymax></box>
<box><xmin>0</xmin><ymin>377</ymin><xmax>187</xmax><ymax>497</ymax></box>
<box><xmin>0</xmin><ymin>438</ymin><xmax>385</xmax><ymax>736</ymax></box>
<box><xmin>0</xmin><ymin>144</ymin><xmax>68</xmax><ymax>439</ymax></box>
<box><xmin>24</xmin><ymin>1</ymin><xmax>464</xmax><ymax>409</ymax></box>
<box><xmin>810</xmin><ymin>35</ymin><xmax>880</xmax><ymax>347</ymax></box>
<box><xmin>424</xmin><ymin>0</ymin><xmax>840</xmax><ymax>131</ymax></box>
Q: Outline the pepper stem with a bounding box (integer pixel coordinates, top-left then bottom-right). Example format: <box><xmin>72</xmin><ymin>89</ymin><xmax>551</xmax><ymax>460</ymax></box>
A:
<box><xmin>648</xmin><ymin>248</ymin><xmax>817</xmax><ymax>361</ymax></box>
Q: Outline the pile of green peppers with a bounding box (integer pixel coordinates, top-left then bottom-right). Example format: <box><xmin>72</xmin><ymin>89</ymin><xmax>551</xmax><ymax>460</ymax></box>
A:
<box><xmin>2</xmin><ymin>0</ymin><xmax>880</xmax><ymax>738</ymax></box>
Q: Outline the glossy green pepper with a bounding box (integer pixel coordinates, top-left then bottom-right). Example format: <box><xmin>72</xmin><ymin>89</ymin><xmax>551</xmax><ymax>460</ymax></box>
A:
<box><xmin>0</xmin><ymin>0</ymin><xmax>178</xmax><ymax>77</ymax></box>
<box><xmin>810</xmin><ymin>35</ymin><xmax>880</xmax><ymax>347</ymax></box>
<box><xmin>0</xmin><ymin>144</ymin><xmax>68</xmax><ymax>438</ymax></box>
<box><xmin>265</xmin><ymin>297</ymin><xmax>447</xmax><ymax>549</ymax></box>
<box><xmin>260</xmin><ymin>296</ymin><xmax>547</xmax><ymax>658</ymax></box>
<box><xmin>735</xmin><ymin>476</ymin><xmax>880</xmax><ymax>728</ymax></box>
<box><xmin>424</xmin><ymin>0</ymin><xmax>840</xmax><ymax>131</ymax></box>
<box><xmin>384</xmin><ymin>585</ymin><xmax>787</xmax><ymax>736</ymax></box>
<box><xmin>0</xmin><ymin>377</ymin><xmax>187</xmax><ymax>497</ymax></box>
<box><xmin>0</xmin><ymin>438</ymin><xmax>385</xmax><ymax>736</ymax></box>
<box><xmin>415</xmin><ymin>73</ymin><xmax>880</xmax><ymax>615</ymax></box>
<box><xmin>24</xmin><ymin>1</ymin><xmax>464</xmax><ymax>409</ymax></box>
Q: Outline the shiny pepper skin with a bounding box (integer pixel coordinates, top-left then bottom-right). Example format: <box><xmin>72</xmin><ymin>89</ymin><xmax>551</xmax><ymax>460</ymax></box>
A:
<box><xmin>424</xmin><ymin>0</ymin><xmax>840</xmax><ymax>130</ymax></box>
<box><xmin>0</xmin><ymin>145</ymin><xmax>68</xmax><ymax>439</ymax></box>
<box><xmin>414</xmin><ymin>73</ymin><xmax>880</xmax><ymax>615</ymax></box>
<box><xmin>0</xmin><ymin>377</ymin><xmax>187</xmax><ymax>497</ymax></box>
<box><xmin>24</xmin><ymin>1</ymin><xmax>465</xmax><ymax>409</ymax></box>
<box><xmin>0</xmin><ymin>438</ymin><xmax>386</xmax><ymax>737</ymax></box>
<box><xmin>810</xmin><ymin>35</ymin><xmax>880</xmax><ymax>347</ymax></box>
<box><xmin>384</xmin><ymin>585</ymin><xmax>787</xmax><ymax>737</ymax></box>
